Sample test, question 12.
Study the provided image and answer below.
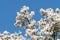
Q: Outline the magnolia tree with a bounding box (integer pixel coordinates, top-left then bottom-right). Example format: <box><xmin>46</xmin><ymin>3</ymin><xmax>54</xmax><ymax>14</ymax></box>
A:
<box><xmin>0</xmin><ymin>6</ymin><xmax>60</xmax><ymax>40</ymax></box>
<box><xmin>14</xmin><ymin>6</ymin><xmax>60</xmax><ymax>40</ymax></box>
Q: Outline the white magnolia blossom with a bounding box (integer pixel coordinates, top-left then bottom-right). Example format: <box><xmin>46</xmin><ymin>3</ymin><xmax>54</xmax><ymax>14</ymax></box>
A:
<box><xmin>30</xmin><ymin>35</ymin><xmax>45</xmax><ymax>40</ymax></box>
<box><xmin>20</xmin><ymin>5</ymin><xmax>29</xmax><ymax>12</ymax></box>
<box><xmin>25</xmin><ymin>29</ymin><xmax>37</xmax><ymax>36</ymax></box>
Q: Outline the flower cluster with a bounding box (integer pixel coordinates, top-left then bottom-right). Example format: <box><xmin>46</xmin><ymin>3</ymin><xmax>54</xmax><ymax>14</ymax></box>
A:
<box><xmin>14</xmin><ymin>6</ymin><xmax>45</xmax><ymax>40</ymax></box>
<box><xmin>14</xmin><ymin>6</ymin><xmax>35</xmax><ymax>28</ymax></box>
<box><xmin>38</xmin><ymin>8</ymin><xmax>60</xmax><ymax>40</ymax></box>
<box><xmin>39</xmin><ymin>8</ymin><xmax>60</xmax><ymax>35</ymax></box>
<box><xmin>0</xmin><ymin>31</ymin><xmax>26</xmax><ymax>40</ymax></box>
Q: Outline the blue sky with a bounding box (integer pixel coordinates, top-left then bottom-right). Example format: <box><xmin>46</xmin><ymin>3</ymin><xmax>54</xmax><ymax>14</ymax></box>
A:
<box><xmin>0</xmin><ymin>0</ymin><xmax>60</xmax><ymax>34</ymax></box>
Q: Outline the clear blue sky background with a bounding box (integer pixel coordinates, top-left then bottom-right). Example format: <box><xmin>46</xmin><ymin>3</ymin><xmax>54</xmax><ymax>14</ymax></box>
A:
<box><xmin>0</xmin><ymin>0</ymin><xmax>60</xmax><ymax>35</ymax></box>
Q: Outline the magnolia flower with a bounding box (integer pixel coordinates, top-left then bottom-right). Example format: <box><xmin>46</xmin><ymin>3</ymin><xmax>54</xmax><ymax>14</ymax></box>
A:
<box><xmin>56</xmin><ymin>8</ymin><xmax>60</xmax><ymax>14</ymax></box>
<box><xmin>20</xmin><ymin>5</ymin><xmax>29</xmax><ymax>13</ymax></box>
<box><xmin>26</xmin><ymin>29</ymin><xmax>37</xmax><ymax>36</ymax></box>
<box><xmin>27</xmin><ymin>20</ymin><xmax>36</xmax><ymax>29</ymax></box>
<box><xmin>28</xmin><ymin>11</ymin><xmax>35</xmax><ymax>20</ymax></box>
<box><xmin>40</xmin><ymin>8</ymin><xmax>46</xmax><ymax>16</ymax></box>
<box><xmin>30</xmin><ymin>11</ymin><xmax>35</xmax><ymax>17</ymax></box>
<box><xmin>3</xmin><ymin>30</ymin><xmax>10</xmax><ymax>35</ymax></box>
<box><xmin>30</xmin><ymin>35</ymin><xmax>45</xmax><ymax>40</ymax></box>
